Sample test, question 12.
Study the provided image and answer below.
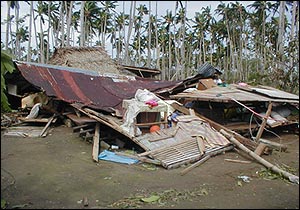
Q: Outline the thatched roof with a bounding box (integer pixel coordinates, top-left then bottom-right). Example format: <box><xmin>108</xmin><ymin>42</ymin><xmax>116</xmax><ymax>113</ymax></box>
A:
<box><xmin>48</xmin><ymin>46</ymin><xmax>123</xmax><ymax>75</ymax></box>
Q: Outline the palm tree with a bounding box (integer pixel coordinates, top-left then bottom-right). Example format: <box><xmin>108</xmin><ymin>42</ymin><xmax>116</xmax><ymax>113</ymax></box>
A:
<box><xmin>114</xmin><ymin>11</ymin><xmax>129</xmax><ymax>62</ymax></box>
<box><xmin>162</xmin><ymin>10</ymin><xmax>175</xmax><ymax>80</ymax></box>
<box><xmin>147</xmin><ymin>1</ymin><xmax>152</xmax><ymax>67</ymax></box>
<box><xmin>5</xmin><ymin>1</ymin><xmax>19</xmax><ymax>52</ymax></box>
<box><xmin>134</xmin><ymin>3</ymin><xmax>148</xmax><ymax>65</ymax></box>
<box><xmin>215</xmin><ymin>2</ymin><xmax>238</xmax><ymax>81</ymax></box>
<box><xmin>66</xmin><ymin>1</ymin><xmax>74</xmax><ymax>47</ymax></box>
<box><xmin>99</xmin><ymin>1</ymin><xmax>117</xmax><ymax>49</ymax></box>
<box><xmin>14</xmin><ymin>25</ymin><xmax>29</xmax><ymax>60</ymax></box>
<box><xmin>174</xmin><ymin>4</ymin><xmax>187</xmax><ymax>80</ymax></box>
<box><xmin>80</xmin><ymin>1</ymin><xmax>85</xmax><ymax>46</ymax></box>
<box><xmin>36</xmin><ymin>1</ymin><xmax>48</xmax><ymax>63</ymax></box>
<box><xmin>4</xmin><ymin>1</ymin><xmax>11</xmax><ymax>51</ymax></box>
<box><xmin>27</xmin><ymin>1</ymin><xmax>33</xmax><ymax>61</ymax></box>
<box><xmin>124</xmin><ymin>1</ymin><xmax>136</xmax><ymax>65</ymax></box>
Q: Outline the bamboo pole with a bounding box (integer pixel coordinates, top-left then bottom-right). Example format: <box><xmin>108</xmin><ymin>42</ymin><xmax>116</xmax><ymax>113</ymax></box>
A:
<box><xmin>255</xmin><ymin>102</ymin><xmax>272</xmax><ymax>142</ymax></box>
<box><xmin>220</xmin><ymin>129</ymin><xmax>299</xmax><ymax>184</ymax></box>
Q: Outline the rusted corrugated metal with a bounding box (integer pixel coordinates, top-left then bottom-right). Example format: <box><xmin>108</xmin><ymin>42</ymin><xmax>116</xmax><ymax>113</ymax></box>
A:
<box><xmin>15</xmin><ymin>61</ymin><xmax>177</xmax><ymax>113</ymax></box>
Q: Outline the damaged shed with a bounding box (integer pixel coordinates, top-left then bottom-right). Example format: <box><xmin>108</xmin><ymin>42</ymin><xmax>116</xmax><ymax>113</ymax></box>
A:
<box><xmin>2</xmin><ymin>47</ymin><xmax>299</xmax><ymax>184</ymax></box>
<box><xmin>4</xmin><ymin>59</ymin><xmax>238</xmax><ymax>170</ymax></box>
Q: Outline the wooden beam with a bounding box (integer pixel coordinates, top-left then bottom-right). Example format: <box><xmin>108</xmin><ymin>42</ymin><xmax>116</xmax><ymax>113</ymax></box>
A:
<box><xmin>40</xmin><ymin>114</ymin><xmax>56</xmax><ymax>137</ymax></box>
<box><xmin>180</xmin><ymin>155</ymin><xmax>211</xmax><ymax>176</ymax></box>
<box><xmin>92</xmin><ymin>123</ymin><xmax>100</xmax><ymax>162</ymax></box>
<box><xmin>224</xmin><ymin>159</ymin><xmax>252</xmax><ymax>164</ymax></box>
<box><xmin>72</xmin><ymin>124</ymin><xmax>90</xmax><ymax>132</ymax></box>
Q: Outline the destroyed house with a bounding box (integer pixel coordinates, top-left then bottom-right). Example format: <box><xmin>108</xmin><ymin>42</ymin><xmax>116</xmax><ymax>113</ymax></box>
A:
<box><xmin>4</xmin><ymin>59</ymin><xmax>239</xmax><ymax>169</ymax></box>
<box><xmin>2</xmin><ymin>48</ymin><xmax>298</xmax><ymax>182</ymax></box>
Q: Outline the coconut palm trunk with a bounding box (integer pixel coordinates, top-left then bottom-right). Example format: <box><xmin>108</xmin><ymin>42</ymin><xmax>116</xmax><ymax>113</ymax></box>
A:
<box><xmin>27</xmin><ymin>1</ymin><xmax>34</xmax><ymax>61</ymax></box>
<box><xmin>80</xmin><ymin>1</ymin><xmax>85</xmax><ymax>46</ymax></box>
<box><xmin>5</xmin><ymin>1</ymin><xmax>12</xmax><ymax>51</ymax></box>
<box><xmin>66</xmin><ymin>1</ymin><xmax>73</xmax><ymax>47</ymax></box>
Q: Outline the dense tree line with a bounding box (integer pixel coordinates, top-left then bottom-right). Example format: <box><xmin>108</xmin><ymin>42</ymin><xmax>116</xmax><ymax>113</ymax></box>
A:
<box><xmin>1</xmin><ymin>1</ymin><xmax>299</xmax><ymax>94</ymax></box>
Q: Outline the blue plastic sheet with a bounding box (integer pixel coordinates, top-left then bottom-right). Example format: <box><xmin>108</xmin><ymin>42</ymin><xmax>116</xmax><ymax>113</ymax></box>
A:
<box><xmin>98</xmin><ymin>150</ymin><xmax>139</xmax><ymax>165</ymax></box>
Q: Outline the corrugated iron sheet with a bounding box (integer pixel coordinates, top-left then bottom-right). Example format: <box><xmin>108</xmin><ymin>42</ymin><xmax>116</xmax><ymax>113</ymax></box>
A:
<box><xmin>197</xmin><ymin>62</ymin><xmax>223</xmax><ymax>77</ymax></box>
<box><xmin>171</xmin><ymin>85</ymin><xmax>299</xmax><ymax>103</ymax></box>
<box><xmin>134</xmin><ymin>115</ymin><xmax>230</xmax><ymax>151</ymax></box>
<box><xmin>15</xmin><ymin>61</ymin><xmax>177</xmax><ymax>113</ymax></box>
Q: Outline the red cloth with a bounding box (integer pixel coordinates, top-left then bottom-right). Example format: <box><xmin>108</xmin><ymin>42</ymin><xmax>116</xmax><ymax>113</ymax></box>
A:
<box><xmin>145</xmin><ymin>99</ymin><xmax>158</xmax><ymax>108</ymax></box>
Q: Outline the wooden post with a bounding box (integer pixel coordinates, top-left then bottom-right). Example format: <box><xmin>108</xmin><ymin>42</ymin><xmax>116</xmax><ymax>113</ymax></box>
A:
<box><xmin>92</xmin><ymin>123</ymin><xmax>100</xmax><ymax>162</ymax></box>
<box><xmin>255</xmin><ymin>102</ymin><xmax>272</xmax><ymax>142</ymax></box>
<box><xmin>195</xmin><ymin>136</ymin><xmax>205</xmax><ymax>156</ymax></box>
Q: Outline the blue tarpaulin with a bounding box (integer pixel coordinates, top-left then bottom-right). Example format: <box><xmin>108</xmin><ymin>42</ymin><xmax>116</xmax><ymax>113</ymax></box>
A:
<box><xmin>98</xmin><ymin>150</ymin><xmax>139</xmax><ymax>165</ymax></box>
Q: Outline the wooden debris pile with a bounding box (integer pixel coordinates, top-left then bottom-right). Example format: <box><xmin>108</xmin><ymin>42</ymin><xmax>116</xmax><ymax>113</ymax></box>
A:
<box><xmin>135</xmin><ymin>115</ymin><xmax>233</xmax><ymax>169</ymax></box>
<box><xmin>2</xmin><ymin>106</ymin><xmax>58</xmax><ymax>138</ymax></box>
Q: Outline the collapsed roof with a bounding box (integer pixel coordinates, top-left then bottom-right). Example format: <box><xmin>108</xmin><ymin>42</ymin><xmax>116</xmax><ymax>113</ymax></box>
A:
<box><xmin>13</xmin><ymin>61</ymin><xmax>178</xmax><ymax>114</ymax></box>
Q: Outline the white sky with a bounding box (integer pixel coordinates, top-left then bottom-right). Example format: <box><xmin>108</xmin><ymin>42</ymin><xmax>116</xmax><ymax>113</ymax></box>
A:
<box><xmin>1</xmin><ymin>1</ymin><xmax>254</xmax><ymax>52</ymax></box>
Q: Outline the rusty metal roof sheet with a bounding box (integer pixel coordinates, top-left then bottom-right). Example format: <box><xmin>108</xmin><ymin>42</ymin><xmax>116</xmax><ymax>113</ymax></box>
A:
<box><xmin>14</xmin><ymin>61</ymin><xmax>177</xmax><ymax>113</ymax></box>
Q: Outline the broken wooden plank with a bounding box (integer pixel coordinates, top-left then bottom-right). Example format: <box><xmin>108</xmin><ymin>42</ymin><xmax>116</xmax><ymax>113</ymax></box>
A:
<box><xmin>114</xmin><ymin>151</ymin><xmax>161</xmax><ymax>165</ymax></box>
<box><xmin>66</xmin><ymin>113</ymin><xmax>97</xmax><ymax>125</ymax></box>
<box><xmin>92</xmin><ymin>123</ymin><xmax>100</xmax><ymax>162</ymax></box>
<box><xmin>73</xmin><ymin>124</ymin><xmax>91</xmax><ymax>132</ymax></box>
<box><xmin>192</xmin><ymin>135</ymin><xmax>206</xmax><ymax>156</ymax></box>
<box><xmin>40</xmin><ymin>114</ymin><xmax>56</xmax><ymax>137</ymax></box>
<box><xmin>180</xmin><ymin>155</ymin><xmax>211</xmax><ymax>176</ymax></box>
<box><xmin>18</xmin><ymin>117</ymin><xmax>52</xmax><ymax>123</ymax></box>
<box><xmin>224</xmin><ymin>158</ymin><xmax>252</xmax><ymax>164</ymax></box>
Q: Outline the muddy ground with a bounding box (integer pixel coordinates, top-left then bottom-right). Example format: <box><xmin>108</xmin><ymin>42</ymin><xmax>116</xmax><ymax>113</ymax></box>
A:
<box><xmin>1</xmin><ymin>124</ymin><xmax>299</xmax><ymax>209</ymax></box>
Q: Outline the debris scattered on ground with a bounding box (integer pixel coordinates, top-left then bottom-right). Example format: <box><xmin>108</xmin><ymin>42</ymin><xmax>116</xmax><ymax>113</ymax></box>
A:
<box><xmin>108</xmin><ymin>187</ymin><xmax>209</xmax><ymax>208</ymax></box>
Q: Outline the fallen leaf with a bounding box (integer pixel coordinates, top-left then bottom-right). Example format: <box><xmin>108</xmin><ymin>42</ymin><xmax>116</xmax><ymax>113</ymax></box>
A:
<box><xmin>1</xmin><ymin>199</ymin><xmax>7</xmax><ymax>209</ymax></box>
<box><xmin>11</xmin><ymin>204</ymin><xmax>29</xmax><ymax>209</ymax></box>
<box><xmin>141</xmin><ymin>195</ymin><xmax>160</xmax><ymax>203</ymax></box>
